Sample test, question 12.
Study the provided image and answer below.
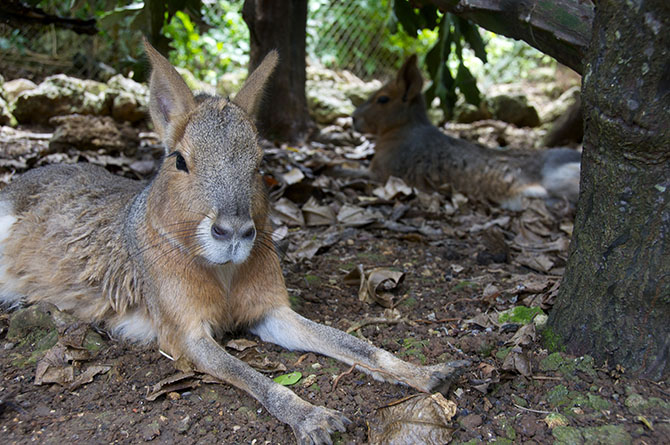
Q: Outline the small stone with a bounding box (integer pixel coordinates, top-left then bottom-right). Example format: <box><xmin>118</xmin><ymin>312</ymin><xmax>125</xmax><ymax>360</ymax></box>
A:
<box><xmin>460</xmin><ymin>413</ymin><xmax>483</xmax><ymax>430</ymax></box>
<box><xmin>167</xmin><ymin>392</ymin><xmax>181</xmax><ymax>401</ymax></box>
<box><xmin>302</xmin><ymin>374</ymin><xmax>318</xmax><ymax>388</ymax></box>
<box><xmin>177</xmin><ymin>415</ymin><xmax>191</xmax><ymax>433</ymax></box>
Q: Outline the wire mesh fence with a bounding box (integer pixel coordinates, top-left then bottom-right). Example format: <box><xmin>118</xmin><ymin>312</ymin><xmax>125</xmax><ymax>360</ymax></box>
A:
<box><xmin>0</xmin><ymin>1</ymin><xmax>401</xmax><ymax>84</ymax></box>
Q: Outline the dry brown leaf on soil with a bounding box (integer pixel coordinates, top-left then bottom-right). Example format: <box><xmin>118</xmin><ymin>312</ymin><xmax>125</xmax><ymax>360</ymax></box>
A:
<box><xmin>344</xmin><ymin>265</ymin><xmax>405</xmax><ymax>307</ymax></box>
<box><xmin>514</xmin><ymin>251</ymin><xmax>555</xmax><ymax>273</ymax></box>
<box><xmin>344</xmin><ymin>139</ymin><xmax>375</xmax><ymax>159</ymax></box>
<box><xmin>502</xmin><ymin>346</ymin><xmax>532</xmax><ymax>377</ymax></box>
<box><xmin>237</xmin><ymin>348</ymin><xmax>287</xmax><ymax>373</ymax></box>
<box><xmin>372</xmin><ymin>176</ymin><xmax>413</xmax><ymax>200</ymax></box>
<box><xmin>34</xmin><ymin>343</ymin><xmax>74</xmax><ymax>385</ymax></box>
<box><xmin>273</xmin><ymin>197</ymin><xmax>305</xmax><ymax>227</ymax></box>
<box><xmin>34</xmin><ymin>338</ymin><xmax>96</xmax><ymax>386</ymax></box>
<box><xmin>464</xmin><ymin>313</ymin><xmax>499</xmax><ymax>329</ymax></box>
<box><xmin>508</xmin><ymin>323</ymin><xmax>537</xmax><ymax>347</ymax></box>
<box><xmin>281</xmin><ymin>167</ymin><xmax>305</xmax><ymax>185</ymax></box>
<box><xmin>367</xmin><ymin>393</ymin><xmax>457</xmax><ymax>445</ymax></box>
<box><xmin>146</xmin><ymin>372</ymin><xmax>199</xmax><ymax>401</ymax></box>
<box><xmin>69</xmin><ymin>365</ymin><xmax>111</xmax><ymax>391</ymax></box>
<box><xmin>336</xmin><ymin>204</ymin><xmax>380</xmax><ymax>227</ymax></box>
<box><xmin>302</xmin><ymin>196</ymin><xmax>336</xmax><ymax>226</ymax></box>
<box><xmin>225</xmin><ymin>338</ymin><xmax>258</xmax><ymax>351</ymax></box>
<box><xmin>288</xmin><ymin>238</ymin><xmax>322</xmax><ymax>261</ymax></box>
<box><xmin>469</xmin><ymin>216</ymin><xmax>511</xmax><ymax>233</ymax></box>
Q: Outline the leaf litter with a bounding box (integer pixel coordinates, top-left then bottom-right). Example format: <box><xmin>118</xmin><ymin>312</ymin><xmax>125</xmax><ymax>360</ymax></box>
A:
<box><xmin>0</xmin><ymin>106</ymin><xmax>666</xmax><ymax>445</ymax></box>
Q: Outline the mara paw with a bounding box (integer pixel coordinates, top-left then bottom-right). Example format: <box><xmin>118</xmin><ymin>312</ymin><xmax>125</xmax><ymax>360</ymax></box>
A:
<box><xmin>419</xmin><ymin>359</ymin><xmax>471</xmax><ymax>393</ymax></box>
<box><xmin>291</xmin><ymin>405</ymin><xmax>350</xmax><ymax>445</ymax></box>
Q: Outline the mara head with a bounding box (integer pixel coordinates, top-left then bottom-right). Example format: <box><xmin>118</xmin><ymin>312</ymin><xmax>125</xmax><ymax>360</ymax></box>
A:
<box><xmin>352</xmin><ymin>54</ymin><xmax>426</xmax><ymax>135</ymax></box>
<box><xmin>143</xmin><ymin>39</ymin><xmax>277</xmax><ymax>266</ymax></box>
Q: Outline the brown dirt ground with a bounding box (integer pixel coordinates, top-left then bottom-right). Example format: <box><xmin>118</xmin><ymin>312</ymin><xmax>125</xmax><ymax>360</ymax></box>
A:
<box><xmin>0</xmin><ymin>118</ymin><xmax>668</xmax><ymax>445</ymax></box>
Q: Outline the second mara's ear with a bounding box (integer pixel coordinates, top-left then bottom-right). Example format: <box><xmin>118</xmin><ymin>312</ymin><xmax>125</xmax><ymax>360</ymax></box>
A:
<box><xmin>234</xmin><ymin>50</ymin><xmax>279</xmax><ymax>116</ymax></box>
<box><xmin>144</xmin><ymin>37</ymin><xmax>196</xmax><ymax>140</ymax></box>
<box><xmin>396</xmin><ymin>54</ymin><xmax>423</xmax><ymax>102</ymax></box>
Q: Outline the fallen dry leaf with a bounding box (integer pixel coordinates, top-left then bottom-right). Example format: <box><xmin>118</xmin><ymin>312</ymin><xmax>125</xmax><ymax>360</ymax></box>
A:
<box><xmin>69</xmin><ymin>365</ymin><xmax>111</xmax><ymax>391</ymax></box>
<box><xmin>508</xmin><ymin>323</ymin><xmax>536</xmax><ymax>347</ymax></box>
<box><xmin>302</xmin><ymin>197</ymin><xmax>336</xmax><ymax>226</ymax></box>
<box><xmin>146</xmin><ymin>372</ymin><xmax>199</xmax><ymax>401</ymax></box>
<box><xmin>367</xmin><ymin>393</ymin><xmax>457</xmax><ymax>445</ymax></box>
<box><xmin>344</xmin><ymin>265</ymin><xmax>405</xmax><ymax>307</ymax></box>
<box><xmin>372</xmin><ymin>176</ymin><xmax>413</xmax><ymax>200</ymax></box>
<box><xmin>225</xmin><ymin>338</ymin><xmax>258</xmax><ymax>351</ymax></box>
<box><xmin>273</xmin><ymin>197</ymin><xmax>305</xmax><ymax>227</ymax></box>
<box><xmin>502</xmin><ymin>346</ymin><xmax>532</xmax><ymax>376</ymax></box>
<box><xmin>336</xmin><ymin>204</ymin><xmax>379</xmax><ymax>227</ymax></box>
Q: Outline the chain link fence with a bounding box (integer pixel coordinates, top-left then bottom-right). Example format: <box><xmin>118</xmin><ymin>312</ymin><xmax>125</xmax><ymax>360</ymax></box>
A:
<box><xmin>0</xmin><ymin>1</ymin><xmax>403</xmax><ymax>84</ymax></box>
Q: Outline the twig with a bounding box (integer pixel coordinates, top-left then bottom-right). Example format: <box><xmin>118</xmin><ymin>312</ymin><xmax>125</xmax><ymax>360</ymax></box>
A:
<box><xmin>532</xmin><ymin>375</ymin><xmax>562</xmax><ymax>381</ymax></box>
<box><xmin>513</xmin><ymin>403</ymin><xmax>553</xmax><ymax>414</ymax></box>
<box><xmin>345</xmin><ymin>317</ymin><xmax>403</xmax><ymax>334</ymax></box>
<box><xmin>414</xmin><ymin>317</ymin><xmax>462</xmax><ymax>324</ymax></box>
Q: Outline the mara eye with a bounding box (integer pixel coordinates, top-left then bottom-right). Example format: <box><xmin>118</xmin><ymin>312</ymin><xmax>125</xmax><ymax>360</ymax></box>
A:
<box><xmin>376</xmin><ymin>95</ymin><xmax>390</xmax><ymax>104</ymax></box>
<box><xmin>168</xmin><ymin>151</ymin><xmax>189</xmax><ymax>173</ymax></box>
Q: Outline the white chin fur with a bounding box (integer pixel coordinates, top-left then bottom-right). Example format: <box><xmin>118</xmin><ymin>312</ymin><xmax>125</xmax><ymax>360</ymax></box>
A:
<box><xmin>0</xmin><ymin>201</ymin><xmax>23</xmax><ymax>306</ymax></box>
<box><xmin>196</xmin><ymin>218</ymin><xmax>254</xmax><ymax>265</ymax></box>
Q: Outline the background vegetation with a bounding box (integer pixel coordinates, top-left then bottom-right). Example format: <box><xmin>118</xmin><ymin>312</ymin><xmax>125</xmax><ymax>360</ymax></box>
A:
<box><xmin>1</xmin><ymin>1</ymin><xmax>555</xmax><ymax>105</ymax></box>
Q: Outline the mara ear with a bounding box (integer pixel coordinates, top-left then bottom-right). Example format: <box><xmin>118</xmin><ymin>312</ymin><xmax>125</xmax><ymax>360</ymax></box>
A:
<box><xmin>143</xmin><ymin>37</ymin><xmax>196</xmax><ymax>140</ymax></box>
<box><xmin>396</xmin><ymin>54</ymin><xmax>423</xmax><ymax>102</ymax></box>
<box><xmin>233</xmin><ymin>50</ymin><xmax>279</xmax><ymax>116</ymax></box>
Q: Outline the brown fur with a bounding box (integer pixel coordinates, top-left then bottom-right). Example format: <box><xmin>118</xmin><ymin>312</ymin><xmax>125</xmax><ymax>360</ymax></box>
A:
<box><xmin>0</xmin><ymin>42</ymin><xmax>467</xmax><ymax>444</ymax></box>
<box><xmin>353</xmin><ymin>55</ymin><xmax>581</xmax><ymax>209</ymax></box>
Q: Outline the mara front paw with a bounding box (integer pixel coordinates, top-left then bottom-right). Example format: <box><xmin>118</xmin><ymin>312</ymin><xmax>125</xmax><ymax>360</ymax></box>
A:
<box><xmin>416</xmin><ymin>359</ymin><xmax>471</xmax><ymax>393</ymax></box>
<box><xmin>291</xmin><ymin>405</ymin><xmax>350</xmax><ymax>445</ymax></box>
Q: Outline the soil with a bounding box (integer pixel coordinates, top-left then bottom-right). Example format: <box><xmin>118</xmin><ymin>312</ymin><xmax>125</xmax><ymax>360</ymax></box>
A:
<box><xmin>0</xmin><ymin>116</ymin><xmax>668</xmax><ymax>445</ymax></box>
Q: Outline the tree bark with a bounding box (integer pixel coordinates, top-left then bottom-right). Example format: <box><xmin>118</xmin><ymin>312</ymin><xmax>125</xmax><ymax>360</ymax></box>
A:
<box><xmin>548</xmin><ymin>0</ymin><xmax>670</xmax><ymax>379</ymax></box>
<box><xmin>420</xmin><ymin>0</ymin><xmax>594</xmax><ymax>74</ymax></box>
<box><xmin>242</xmin><ymin>0</ymin><xmax>314</xmax><ymax>142</ymax></box>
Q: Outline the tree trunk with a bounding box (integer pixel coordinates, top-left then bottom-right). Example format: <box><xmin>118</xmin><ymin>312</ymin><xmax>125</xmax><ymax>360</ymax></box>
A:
<box><xmin>242</xmin><ymin>0</ymin><xmax>314</xmax><ymax>142</ymax></box>
<box><xmin>421</xmin><ymin>0</ymin><xmax>594</xmax><ymax>74</ymax></box>
<box><xmin>548</xmin><ymin>0</ymin><xmax>670</xmax><ymax>379</ymax></box>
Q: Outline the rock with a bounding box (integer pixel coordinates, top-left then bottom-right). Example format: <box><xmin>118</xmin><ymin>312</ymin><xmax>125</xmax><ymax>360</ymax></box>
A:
<box><xmin>542</xmin><ymin>86</ymin><xmax>581</xmax><ymax>123</ymax></box>
<box><xmin>455</xmin><ymin>102</ymin><xmax>492</xmax><ymax>124</ymax></box>
<box><xmin>49</xmin><ymin>114</ymin><xmax>140</xmax><ymax>155</ymax></box>
<box><xmin>12</xmin><ymin>74</ymin><xmax>109</xmax><ymax>125</ymax></box>
<box><xmin>106</xmin><ymin>74</ymin><xmax>149</xmax><ymax>123</ymax></box>
<box><xmin>0</xmin><ymin>95</ymin><xmax>14</xmax><ymax>126</ymax></box>
<box><xmin>307</xmin><ymin>83</ymin><xmax>354</xmax><ymax>124</ymax></box>
<box><xmin>175</xmin><ymin>67</ymin><xmax>213</xmax><ymax>94</ymax></box>
<box><xmin>542</xmin><ymin>89</ymin><xmax>583</xmax><ymax>147</ymax></box>
<box><xmin>488</xmin><ymin>94</ymin><xmax>540</xmax><ymax>127</ymax></box>
<box><xmin>2</xmin><ymin>78</ymin><xmax>38</xmax><ymax>103</ymax></box>
<box><xmin>460</xmin><ymin>413</ymin><xmax>483</xmax><ymax>430</ymax></box>
<box><xmin>306</xmin><ymin>65</ymin><xmax>380</xmax><ymax>125</ymax></box>
<box><xmin>216</xmin><ymin>70</ymin><xmax>247</xmax><ymax>97</ymax></box>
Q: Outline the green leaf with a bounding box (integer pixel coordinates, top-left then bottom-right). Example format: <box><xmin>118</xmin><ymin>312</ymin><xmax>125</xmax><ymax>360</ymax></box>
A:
<box><xmin>456</xmin><ymin>62</ymin><xmax>481</xmax><ymax>106</ymax></box>
<box><xmin>273</xmin><ymin>371</ymin><xmax>302</xmax><ymax>386</ymax></box>
<box><xmin>393</xmin><ymin>0</ymin><xmax>420</xmax><ymax>37</ymax></box>
<box><xmin>461</xmin><ymin>21</ymin><xmax>487</xmax><ymax>63</ymax></box>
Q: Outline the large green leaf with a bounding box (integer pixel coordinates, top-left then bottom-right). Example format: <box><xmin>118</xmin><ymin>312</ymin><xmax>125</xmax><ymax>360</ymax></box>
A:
<box><xmin>393</xmin><ymin>1</ymin><xmax>487</xmax><ymax>117</ymax></box>
<box><xmin>456</xmin><ymin>62</ymin><xmax>481</xmax><ymax>106</ymax></box>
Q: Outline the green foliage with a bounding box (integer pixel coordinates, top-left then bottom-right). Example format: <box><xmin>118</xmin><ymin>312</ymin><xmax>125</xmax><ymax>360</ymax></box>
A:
<box><xmin>393</xmin><ymin>1</ymin><xmax>485</xmax><ymax>119</ymax></box>
<box><xmin>498</xmin><ymin>306</ymin><xmax>546</xmax><ymax>324</ymax></box>
<box><xmin>273</xmin><ymin>371</ymin><xmax>302</xmax><ymax>386</ymax></box>
<box><xmin>163</xmin><ymin>1</ymin><xmax>249</xmax><ymax>85</ymax></box>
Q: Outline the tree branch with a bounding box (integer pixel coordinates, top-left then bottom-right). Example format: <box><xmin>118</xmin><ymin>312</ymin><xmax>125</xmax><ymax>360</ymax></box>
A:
<box><xmin>420</xmin><ymin>0</ymin><xmax>594</xmax><ymax>73</ymax></box>
<box><xmin>0</xmin><ymin>0</ymin><xmax>98</xmax><ymax>35</ymax></box>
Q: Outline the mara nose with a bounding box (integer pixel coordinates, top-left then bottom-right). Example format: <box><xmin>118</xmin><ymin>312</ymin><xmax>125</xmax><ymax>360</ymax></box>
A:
<box><xmin>211</xmin><ymin>220</ymin><xmax>256</xmax><ymax>242</ymax></box>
